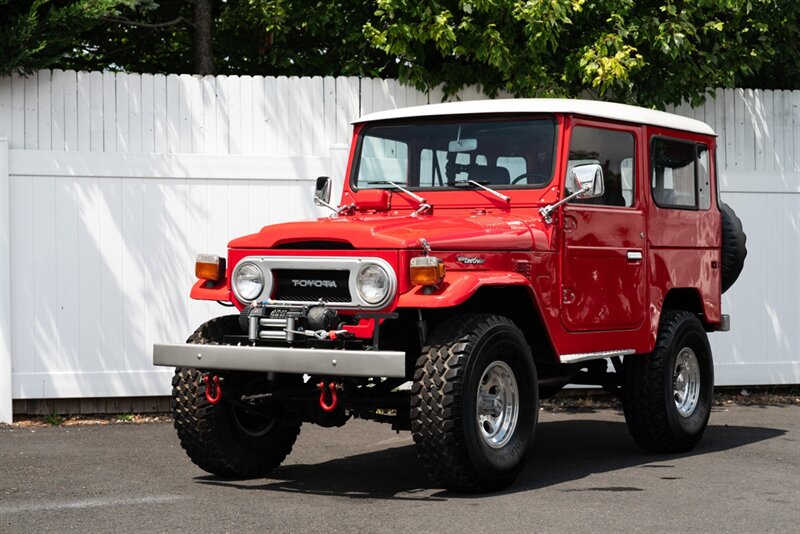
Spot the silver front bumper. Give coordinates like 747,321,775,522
152,343,406,378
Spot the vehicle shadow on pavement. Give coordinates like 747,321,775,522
195,418,786,500
196,442,441,501
508,418,786,496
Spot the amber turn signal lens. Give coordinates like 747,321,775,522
410,256,445,286
195,254,225,281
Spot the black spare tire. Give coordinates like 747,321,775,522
720,201,746,293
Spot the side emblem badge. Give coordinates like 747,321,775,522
457,256,486,265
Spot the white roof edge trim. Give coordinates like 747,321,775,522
353,98,716,136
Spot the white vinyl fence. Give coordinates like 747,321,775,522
685,89,800,389
0,71,798,422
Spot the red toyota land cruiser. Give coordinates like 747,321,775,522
154,99,746,492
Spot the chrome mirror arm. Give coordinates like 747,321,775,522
315,198,355,218
539,185,590,224
315,197,340,213
335,203,356,216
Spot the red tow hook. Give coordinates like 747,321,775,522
317,381,338,412
203,374,223,405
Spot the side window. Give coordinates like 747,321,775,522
620,157,634,206
651,138,709,210
567,126,635,207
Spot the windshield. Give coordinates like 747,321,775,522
351,117,556,190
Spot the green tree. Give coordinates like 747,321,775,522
364,0,799,107
59,0,398,78
0,0,128,76
3,1,797,108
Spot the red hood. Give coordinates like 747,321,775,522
229,211,544,250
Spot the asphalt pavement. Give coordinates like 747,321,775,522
1,404,798,533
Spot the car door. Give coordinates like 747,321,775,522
560,120,647,332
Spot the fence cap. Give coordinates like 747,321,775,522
355,98,715,136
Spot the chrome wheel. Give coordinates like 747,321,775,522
476,360,520,449
673,347,701,417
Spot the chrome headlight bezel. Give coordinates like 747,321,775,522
356,263,391,307
231,261,266,303
229,256,396,309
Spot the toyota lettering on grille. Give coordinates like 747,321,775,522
291,279,339,288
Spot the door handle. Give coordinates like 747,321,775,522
627,251,643,262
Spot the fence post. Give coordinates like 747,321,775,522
0,138,11,423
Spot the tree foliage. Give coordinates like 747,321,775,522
364,0,799,107
58,0,400,78
0,0,127,76
1,1,797,108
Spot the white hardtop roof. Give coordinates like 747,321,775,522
354,98,715,136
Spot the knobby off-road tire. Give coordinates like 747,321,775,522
720,201,747,294
171,315,301,477
411,314,538,492
623,310,714,453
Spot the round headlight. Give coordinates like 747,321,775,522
233,262,264,302
357,264,390,305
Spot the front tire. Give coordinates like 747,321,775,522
411,314,538,492
171,315,301,477
623,310,714,453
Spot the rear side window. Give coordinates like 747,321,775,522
651,138,711,210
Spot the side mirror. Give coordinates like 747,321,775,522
569,164,604,199
314,176,332,206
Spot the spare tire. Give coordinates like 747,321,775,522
720,201,747,293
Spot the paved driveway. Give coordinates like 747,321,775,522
1,404,798,533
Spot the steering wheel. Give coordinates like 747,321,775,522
511,172,549,185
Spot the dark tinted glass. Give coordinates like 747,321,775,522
567,126,636,207
353,119,556,189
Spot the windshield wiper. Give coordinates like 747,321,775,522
452,180,510,203
365,181,432,215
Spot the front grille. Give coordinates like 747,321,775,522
272,269,351,303
234,256,394,309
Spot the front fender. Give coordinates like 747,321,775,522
190,279,232,303
397,271,532,308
